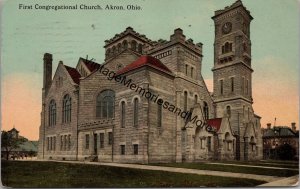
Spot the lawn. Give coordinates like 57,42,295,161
151,162,299,177
1,160,265,187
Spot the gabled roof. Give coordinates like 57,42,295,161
116,55,172,75
207,118,222,132
79,58,101,72
64,65,81,84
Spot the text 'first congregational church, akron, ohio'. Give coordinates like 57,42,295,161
38,0,263,163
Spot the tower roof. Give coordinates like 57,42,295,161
116,56,172,75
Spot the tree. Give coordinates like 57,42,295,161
1,131,26,160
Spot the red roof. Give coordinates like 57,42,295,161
64,65,81,84
81,58,101,72
207,118,222,132
116,56,172,75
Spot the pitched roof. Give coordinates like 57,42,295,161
80,58,101,72
207,118,222,132
263,126,297,138
64,65,81,84
116,55,172,75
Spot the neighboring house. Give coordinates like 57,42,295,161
262,123,299,160
38,0,263,163
1,128,38,159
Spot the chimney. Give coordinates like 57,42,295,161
43,53,53,94
267,123,271,130
291,122,296,132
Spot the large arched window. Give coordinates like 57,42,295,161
96,90,115,119
62,94,71,123
133,98,139,127
49,100,56,126
121,101,125,128
203,101,209,120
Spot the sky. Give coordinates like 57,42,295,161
1,0,299,140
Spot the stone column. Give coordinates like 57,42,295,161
175,90,183,162
218,133,224,160
244,137,249,161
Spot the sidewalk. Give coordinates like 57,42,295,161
206,162,298,171
46,160,282,182
259,175,299,187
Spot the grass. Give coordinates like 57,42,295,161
151,163,299,177
1,160,265,187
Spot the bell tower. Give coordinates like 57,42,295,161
212,0,253,123
212,0,256,160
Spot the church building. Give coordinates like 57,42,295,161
38,0,263,163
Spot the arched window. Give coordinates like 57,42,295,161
194,95,198,104
49,100,56,126
121,101,125,128
138,44,143,54
184,91,188,111
131,40,137,51
185,64,188,75
133,98,139,127
62,94,71,123
222,42,232,54
96,90,115,119
112,46,116,55
117,43,122,53
203,101,209,120
122,40,128,49
157,100,162,127
226,106,231,118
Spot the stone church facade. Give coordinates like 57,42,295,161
38,0,263,163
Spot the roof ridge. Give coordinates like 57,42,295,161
116,55,172,75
